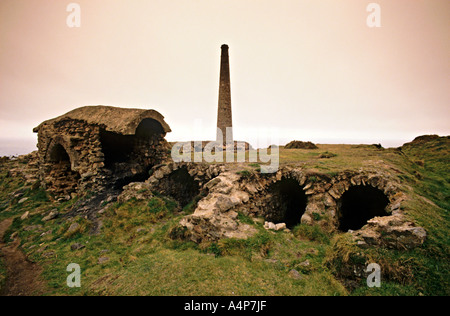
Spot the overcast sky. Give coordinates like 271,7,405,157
1,0,449,155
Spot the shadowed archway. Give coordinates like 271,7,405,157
46,142,80,196
267,178,307,229
338,185,390,231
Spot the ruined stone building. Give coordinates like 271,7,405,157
33,105,171,198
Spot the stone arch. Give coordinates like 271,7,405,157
135,118,165,138
295,172,401,231
44,137,80,197
325,173,397,232
337,185,390,231
48,143,70,163
266,177,307,229
45,136,78,169
99,118,167,183
146,162,224,209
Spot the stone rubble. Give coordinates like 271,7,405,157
351,213,427,249
178,172,257,243
263,221,287,231
160,164,427,250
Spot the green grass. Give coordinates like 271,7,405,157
3,196,347,296
235,169,253,178
292,224,331,244
0,158,51,222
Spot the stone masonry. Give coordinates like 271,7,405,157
33,105,171,199
137,162,427,249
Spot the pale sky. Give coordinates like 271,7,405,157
1,0,449,155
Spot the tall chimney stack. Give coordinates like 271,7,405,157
216,44,233,145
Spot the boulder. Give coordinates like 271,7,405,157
352,213,427,250
275,223,287,231
264,221,287,231
118,182,153,203
177,172,256,243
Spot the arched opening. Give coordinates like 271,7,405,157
47,143,79,195
155,167,200,208
49,143,71,163
100,121,166,189
267,178,307,229
338,185,390,232
100,130,134,168
135,118,164,138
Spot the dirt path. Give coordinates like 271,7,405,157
0,218,46,296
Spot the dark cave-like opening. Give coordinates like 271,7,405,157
100,130,135,168
338,185,390,232
47,143,80,193
160,167,200,208
135,118,164,138
113,166,153,190
268,178,307,229
49,143,70,163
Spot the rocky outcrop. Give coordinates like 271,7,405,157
173,166,425,249
118,182,154,203
351,213,427,250
178,172,257,242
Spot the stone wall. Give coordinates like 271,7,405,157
214,167,400,227
148,164,427,249
36,119,102,198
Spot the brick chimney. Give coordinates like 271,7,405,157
216,44,233,145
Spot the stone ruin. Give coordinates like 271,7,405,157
29,42,427,251
117,161,427,250
30,103,427,251
33,105,171,199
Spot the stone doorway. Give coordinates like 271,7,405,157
46,143,80,197
266,178,307,229
337,185,390,232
